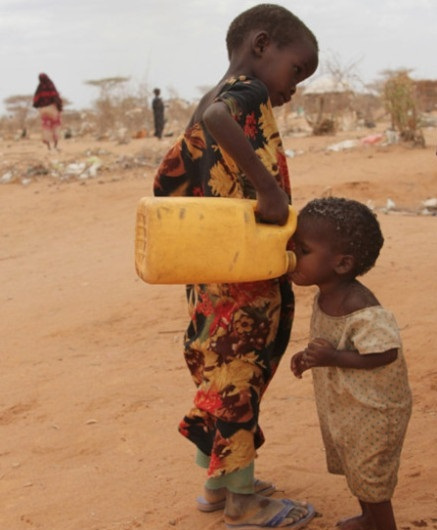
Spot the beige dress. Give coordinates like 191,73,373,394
310,295,412,503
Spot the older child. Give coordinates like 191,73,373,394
291,197,412,530
153,4,318,528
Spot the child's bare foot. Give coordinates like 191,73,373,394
197,479,275,512
224,493,315,528
337,513,375,530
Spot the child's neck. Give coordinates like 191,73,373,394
318,279,377,317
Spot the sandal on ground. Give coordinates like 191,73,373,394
225,498,316,529
196,479,276,513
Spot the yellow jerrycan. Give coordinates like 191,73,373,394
135,196,297,284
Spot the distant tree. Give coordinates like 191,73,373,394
85,76,131,98
4,94,34,134
84,76,131,135
324,52,364,90
381,69,424,145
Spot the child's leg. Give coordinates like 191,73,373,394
221,463,313,528
196,449,275,512
337,500,374,529
337,499,397,530
200,454,255,507
366,500,397,530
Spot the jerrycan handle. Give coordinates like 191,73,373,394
252,202,297,274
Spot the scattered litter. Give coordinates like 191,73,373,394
361,133,383,145
63,157,102,179
326,130,402,152
376,197,437,217
65,162,86,176
26,164,49,177
422,197,437,215
385,198,396,211
82,156,102,178
1,171,13,183
327,139,359,152
285,148,304,158
385,129,399,144
422,198,437,209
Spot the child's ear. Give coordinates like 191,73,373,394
335,254,355,275
253,31,270,55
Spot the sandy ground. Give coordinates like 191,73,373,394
1,124,437,530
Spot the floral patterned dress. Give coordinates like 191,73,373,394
153,76,294,478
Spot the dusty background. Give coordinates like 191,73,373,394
1,124,436,530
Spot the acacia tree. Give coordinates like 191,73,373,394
84,76,131,134
4,94,34,135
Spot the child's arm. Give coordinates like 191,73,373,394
203,101,290,225
291,338,398,377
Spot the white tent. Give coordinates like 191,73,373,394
302,74,353,95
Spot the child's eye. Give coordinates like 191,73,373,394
299,244,310,255
293,65,302,75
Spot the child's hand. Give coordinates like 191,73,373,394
256,186,290,225
291,351,307,378
291,339,337,377
303,338,337,368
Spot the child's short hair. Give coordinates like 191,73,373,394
226,3,318,58
299,197,384,276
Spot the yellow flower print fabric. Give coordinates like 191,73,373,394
153,76,294,477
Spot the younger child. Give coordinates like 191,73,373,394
153,4,319,528
290,197,412,530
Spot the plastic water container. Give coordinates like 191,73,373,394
135,196,297,284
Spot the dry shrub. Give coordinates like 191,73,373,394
383,71,425,146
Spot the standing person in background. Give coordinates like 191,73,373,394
153,4,319,528
152,88,165,139
32,73,63,150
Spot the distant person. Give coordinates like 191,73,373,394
152,88,164,139
291,197,412,530
32,73,63,150
153,4,318,529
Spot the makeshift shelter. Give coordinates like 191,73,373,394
302,74,356,134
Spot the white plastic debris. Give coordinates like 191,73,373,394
84,156,102,178
366,200,376,211
1,171,13,183
385,129,399,144
422,198,437,208
65,162,86,176
327,139,359,152
386,198,396,211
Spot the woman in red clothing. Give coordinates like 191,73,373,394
33,73,63,150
